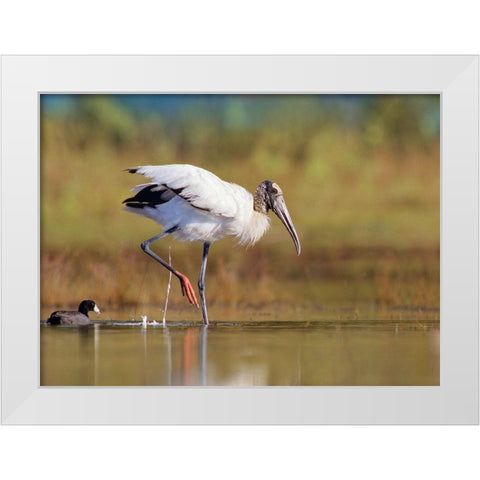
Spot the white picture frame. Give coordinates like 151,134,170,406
1,55,478,424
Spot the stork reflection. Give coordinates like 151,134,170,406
162,325,208,386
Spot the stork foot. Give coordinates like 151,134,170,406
176,272,199,308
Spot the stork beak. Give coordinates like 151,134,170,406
272,196,301,255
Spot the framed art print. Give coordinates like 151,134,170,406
1,55,478,424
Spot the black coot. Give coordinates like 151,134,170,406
47,300,101,326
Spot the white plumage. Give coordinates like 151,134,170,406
123,164,300,325
125,164,271,247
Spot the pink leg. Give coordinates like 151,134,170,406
176,271,199,308
140,231,199,309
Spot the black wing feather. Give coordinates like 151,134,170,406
123,184,185,208
123,183,212,212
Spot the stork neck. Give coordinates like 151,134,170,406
253,185,269,215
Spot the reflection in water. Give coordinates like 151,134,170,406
144,324,208,385
94,323,100,385
176,326,206,385
165,326,172,386
200,326,207,385
40,322,439,386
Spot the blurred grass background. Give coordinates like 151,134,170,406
40,94,439,320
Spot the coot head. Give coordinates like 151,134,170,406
78,300,101,316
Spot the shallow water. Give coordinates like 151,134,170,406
40,317,439,386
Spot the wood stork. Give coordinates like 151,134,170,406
123,164,301,325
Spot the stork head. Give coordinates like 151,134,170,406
254,180,301,255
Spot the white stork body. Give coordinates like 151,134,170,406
123,164,300,325
125,164,271,246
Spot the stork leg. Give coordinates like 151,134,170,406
198,242,211,326
140,229,199,308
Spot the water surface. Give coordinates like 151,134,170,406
40,317,439,386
